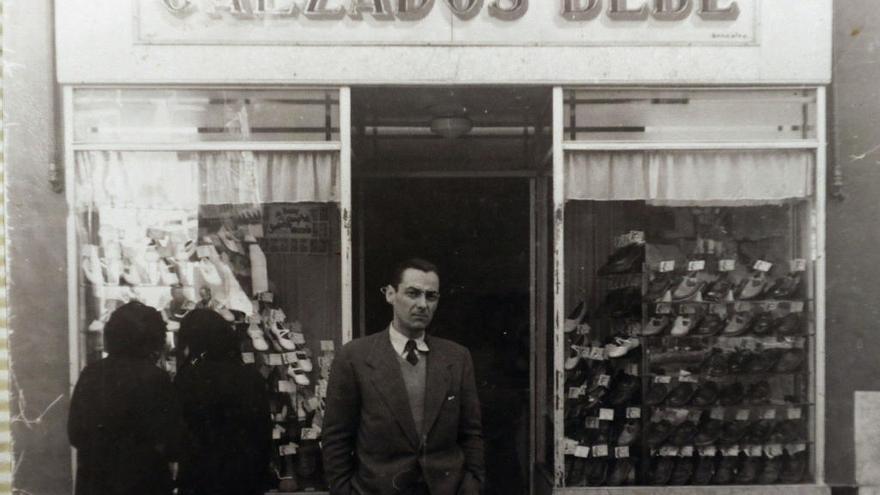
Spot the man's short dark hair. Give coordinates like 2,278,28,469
390,258,439,289
104,301,166,359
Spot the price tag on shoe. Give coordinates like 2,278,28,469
787,407,803,420
574,445,590,458
615,446,630,458
241,352,255,364
790,301,805,313
584,418,600,429
626,407,642,419
787,443,808,454
598,374,612,387
625,363,640,376
306,397,321,412
746,445,763,457
723,445,740,456
699,445,717,457
687,260,706,272
765,444,784,458
710,407,726,421
736,409,751,421
272,425,285,440
753,260,774,272
302,427,320,440
680,446,694,457
599,408,615,421
659,446,679,457
719,259,737,272
679,374,699,383
762,409,777,420
592,444,609,457
320,339,335,351
283,351,297,363
278,380,296,393
568,386,586,399
659,260,676,273
655,303,673,315
790,259,807,272
268,354,285,366
563,438,579,454
654,375,673,384
279,443,299,456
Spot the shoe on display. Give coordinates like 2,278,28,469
672,272,704,301
744,420,775,444
605,459,634,486
597,243,645,276
605,336,640,358
582,385,608,411
766,272,802,299
718,382,746,406
607,374,640,406
735,455,760,484
719,420,751,444
247,317,270,352
774,348,806,373
564,301,588,333
649,457,675,486
771,420,805,444
644,383,670,406
774,313,805,336
758,455,783,484
703,276,734,302
722,312,754,337
694,313,725,336
643,315,672,336
737,271,768,300
701,350,729,377
646,420,674,447
746,350,782,374
780,451,808,483
670,421,698,446
712,455,738,484
727,351,751,374
694,419,724,446
295,349,313,373
584,458,609,486
670,457,695,486
567,457,587,487
666,383,697,407
287,363,310,386
691,381,720,406
616,420,642,446
645,273,676,302
692,455,717,485
564,348,582,370
269,321,298,351
670,314,702,337
749,312,775,336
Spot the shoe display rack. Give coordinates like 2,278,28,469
561,206,814,488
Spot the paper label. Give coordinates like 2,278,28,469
787,443,808,454
563,438,579,455
790,259,807,272
320,339,335,351
284,351,299,363
723,445,740,456
568,386,586,399
719,259,736,272
288,333,304,345
268,354,285,366
763,409,777,420
688,260,706,272
659,446,679,457
306,397,320,411
272,427,284,440
710,407,726,420
279,443,298,456
761,301,779,311
754,260,774,272
765,444,784,458
679,374,699,383
626,407,642,419
687,410,703,422
584,418,600,429
574,446,590,458
592,444,609,457
248,224,265,238
278,380,296,393
656,303,673,315
599,408,615,421
736,409,751,421
680,446,694,457
787,408,803,420
654,375,672,384
615,446,630,458
598,375,611,387
259,291,274,302
790,301,805,313
301,427,320,440
316,379,328,398
699,446,718,456
659,260,676,273
241,352,255,364
746,445,764,457
625,363,640,376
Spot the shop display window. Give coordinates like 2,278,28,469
71,88,345,493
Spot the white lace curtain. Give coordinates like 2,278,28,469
565,150,814,206
75,150,339,209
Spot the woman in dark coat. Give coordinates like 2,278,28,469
174,309,272,495
68,301,183,495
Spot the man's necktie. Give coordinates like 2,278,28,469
404,339,419,366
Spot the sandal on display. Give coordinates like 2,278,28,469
246,317,270,352
287,362,310,386
270,322,298,351
691,381,720,406
694,313,725,336
672,272,704,301
605,336,640,358
294,348,313,373
564,301,588,333
722,312,754,337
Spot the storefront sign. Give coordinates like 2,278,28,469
264,204,332,254
136,0,758,46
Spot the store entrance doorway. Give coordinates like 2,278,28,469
356,177,532,495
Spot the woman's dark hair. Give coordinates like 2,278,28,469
177,309,241,368
103,301,166,359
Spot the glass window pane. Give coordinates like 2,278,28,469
74,88,339,143
563,89,816,142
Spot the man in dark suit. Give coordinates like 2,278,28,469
322,258,485,495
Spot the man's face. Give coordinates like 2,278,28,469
385,268,440,334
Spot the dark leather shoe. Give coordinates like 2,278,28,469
750,312,775,336
701,350,729,377
670,457,695,485
671,421,699,446
650,457,675,486
598,244,644,276
719,382,745,406
694,419,724,446
703,276,733,302
775,313,804,336
722,313,754,337
695,313,725,336
747,349,783,373
644,383,671,406
727,351,751,374
758,456,783,484
608,374,640,407
666,383,697,407
567,456,587,486
745,380,772,404
606,459,634,486
720,421,751,444
691,381,720,406
774,349,806,373
617,420,641,446
646,420,674,447
584,459,608,486
780,451,808,483
744,420,775,444
735,456,760,484
766,273,802,299
646,273,676,301
692,455,717,484
712,455,738,484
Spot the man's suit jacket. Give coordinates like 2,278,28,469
322,329,485,495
